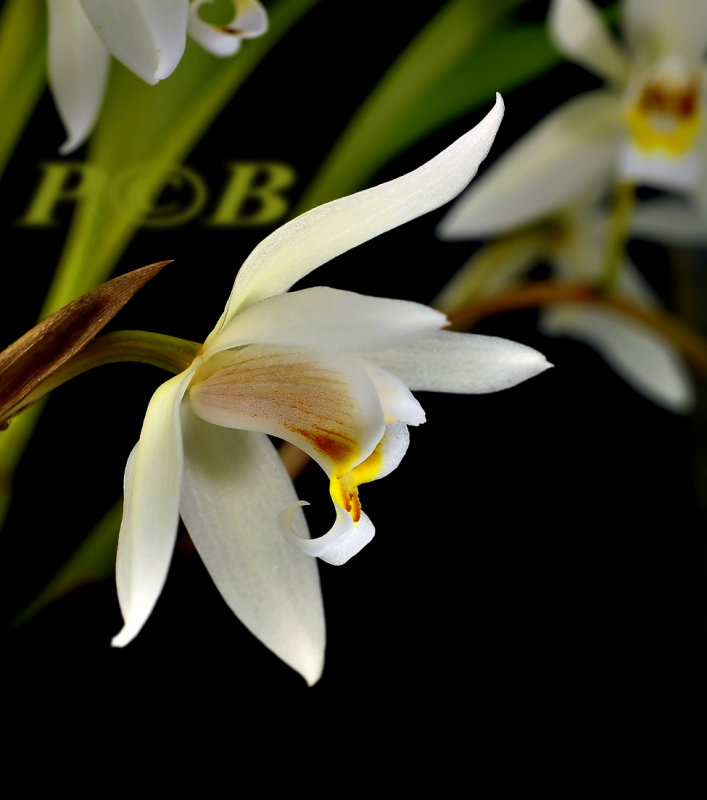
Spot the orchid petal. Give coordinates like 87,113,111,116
540,305,694,412
189,344,386,475
180,409,325,685
112,367,195,648
619,143,702,193
549,0,629,85
219,95,505,318
280,501,375,566
356,361,426,425
80,0,188,84
623,0,707,61
351,421,411,484
623,0,667,47
47,0,110,155
546,223,692,411
631,198,707,245
188,0,268,57
205,287,447,356
362,330,552,393
437,91,621,239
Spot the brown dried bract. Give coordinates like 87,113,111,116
0,260,171,422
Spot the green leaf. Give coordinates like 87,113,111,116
0,0,47,183
402,23,561,155
294,0,559,213
11,501,122,628
0,403,43,528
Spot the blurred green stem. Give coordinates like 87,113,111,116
10,330,200,418
0,0,46,183
449,279,707,375
10,499,124,628
598,182,635,293
0,405,42,525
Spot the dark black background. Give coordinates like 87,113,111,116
0,0,704,765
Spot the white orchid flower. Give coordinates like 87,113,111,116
437,0,707,240
46,0,267,154
435,192,693,413
111,97,551,684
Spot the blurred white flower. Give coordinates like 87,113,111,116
111,97,551,683
46,0,267,153
436,191,694,412
437,0,707,240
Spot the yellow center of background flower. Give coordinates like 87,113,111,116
627,77,701,156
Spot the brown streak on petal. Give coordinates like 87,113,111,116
332,474,362,523
193,345,367,469
285,424,355,466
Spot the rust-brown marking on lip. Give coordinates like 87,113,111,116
286,424,355,465
332,474,362,523
639,81,699,119
680,90,697,117
344,489,362,523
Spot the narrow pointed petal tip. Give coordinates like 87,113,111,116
222,94,504,317
301,650,325,687
483,341,554,391
363,331,552,394
458,92,505,170
470,92,503,144
47,0,110,155
437,92,620,240
549,0,628,85
80,0,188,85
111,624,138,649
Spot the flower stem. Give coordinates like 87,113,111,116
597,181,635,293
448,279,707,375
447,281,599,329
4,330,201,420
